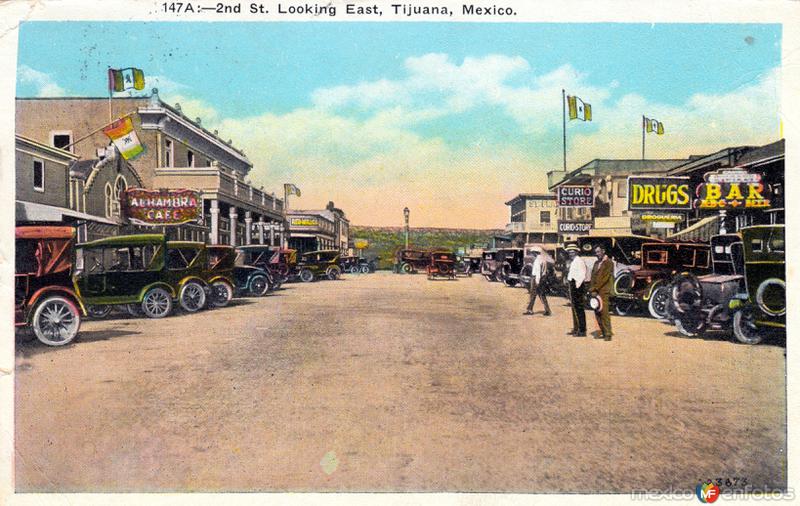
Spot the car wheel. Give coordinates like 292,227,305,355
249,275,269,297
503,278,519,287
299,269,314,283
733,306,763,345
648,286,671,320
401,263,413,274
675,316,706,337
141,287,172,318
209,280,234,308
126,303,144,317
32,296,81,346
613,299,636,316
86,305,113,319
179,281,206,312
360,265,370,274
326,265,342,280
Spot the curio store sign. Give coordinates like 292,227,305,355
123,188,202,225
557,186,594,207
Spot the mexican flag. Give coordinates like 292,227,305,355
108,67,145,92
645,117,665,135
568,95,592,121
103,116,144,160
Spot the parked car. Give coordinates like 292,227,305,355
496,248,525,287
480,249,501,281
728,225,785,344
576,234,657,277
612,241,711,319
394,248,430,274
667,234,744,337
339,255,361,274
427,251,457,280
296,250,342,282
205,245,255,303
75,234,209,319
462,256,482,276
518,243,566,294
236,245,296,287
15,226,85,346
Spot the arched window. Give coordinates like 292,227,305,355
104,183,114,218
114,175,128,201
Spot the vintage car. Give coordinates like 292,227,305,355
728,225,785,345
480,249,501,281
296,250,342,282
518,243,566,294
427,251,457,280
236,245,296,288
576,234,658,277
667,234,744,337
612,241,711,319
15,226,85,346
205,245,256,302
358,257,377,273
339,255,363,274
462,256,482,276
393,248,430,274
496,248,526,287
75,234,210,319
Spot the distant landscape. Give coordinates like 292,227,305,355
350,226,504,269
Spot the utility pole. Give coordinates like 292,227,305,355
403,207,410,250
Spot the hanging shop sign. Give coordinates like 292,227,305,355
558,220,592,235
123,188,202,225
695,169,771,210
640,213,684,223
290,217,319,227
557,186,594,207
627,176,692,211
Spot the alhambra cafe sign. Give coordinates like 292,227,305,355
124,188,203,225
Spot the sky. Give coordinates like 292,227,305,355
16,22,782,228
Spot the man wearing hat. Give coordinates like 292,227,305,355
565,244,587,336
589,244,613,340
524,246,551,316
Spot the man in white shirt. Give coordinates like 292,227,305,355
524,246,551,316
565,244,587,336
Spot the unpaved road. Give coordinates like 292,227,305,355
15,272,786,492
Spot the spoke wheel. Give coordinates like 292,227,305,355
299,269,314,283
87,305,113,319
360,265,370,274
141,287,172,318
648,286,671,320
326,266,342,280
179,281,206,312
209,280,233,308
733,306,763,345
613,299,636,316
249,275,269,297
675,316,706,337
32,296,80,346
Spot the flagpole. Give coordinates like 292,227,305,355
284,185,289,212
62,111,136,151
641,115,646,160
108,67,113,123
562,89,567,172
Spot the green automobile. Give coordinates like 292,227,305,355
75,234,214,318
296,250,342,282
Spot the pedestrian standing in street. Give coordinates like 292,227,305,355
524,246,551,316
589,244,613,340
565,244,587,336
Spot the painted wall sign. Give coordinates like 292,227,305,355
291,218,319,227
123,188,202,225
558,220,592,234
695,169,771,210
641,213,684,223
627,176,692,211
557,186,594,207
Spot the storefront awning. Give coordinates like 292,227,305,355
667,215,720,242
16,200,119,226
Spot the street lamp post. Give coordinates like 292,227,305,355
403,207,410,250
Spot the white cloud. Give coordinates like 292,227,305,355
17,65,66,97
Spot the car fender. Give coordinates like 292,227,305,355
137,282,177,301
27,286,86,319
642,279,666,301
177,276,208,291
207,275,234,286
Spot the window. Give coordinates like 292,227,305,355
646,250,668,265
540,211,551,224
32,159,44,192
206,158,212,167
50,131,73,152
167,247,199,270
104,183,114,218
114,175,127,204
165,139,173,167
187,150,195,167
617,180,627,198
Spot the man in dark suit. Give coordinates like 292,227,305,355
589,244,613,341
565,244,587,336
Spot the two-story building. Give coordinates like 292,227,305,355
286,202,351,254
16,90,286,245
504,193,558,247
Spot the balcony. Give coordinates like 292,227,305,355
152,163,284,218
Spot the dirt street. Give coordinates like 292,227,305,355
14,272,786,492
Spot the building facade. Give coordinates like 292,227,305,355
504,193,558,247
16,90,286,246
286,202,350,254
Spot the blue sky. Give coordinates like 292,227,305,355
16,22,782,227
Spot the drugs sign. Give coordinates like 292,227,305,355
695,169,771,210
557,186,594,207
123,188,202,225
628,176,692,211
